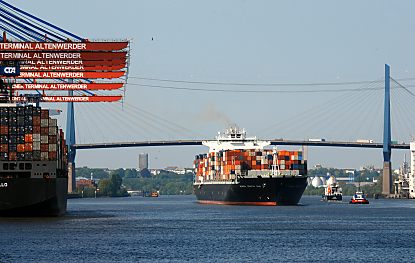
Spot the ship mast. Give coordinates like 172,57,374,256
272,147,280,176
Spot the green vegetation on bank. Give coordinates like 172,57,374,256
75,167,194,196
123,172,193,195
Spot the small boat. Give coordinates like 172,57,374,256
143,191,159,197
349,191,369,204
322,176,342,201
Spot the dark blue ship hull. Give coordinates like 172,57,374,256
194,176,307,205
0,177,67,216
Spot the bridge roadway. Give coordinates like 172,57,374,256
72,140,409,150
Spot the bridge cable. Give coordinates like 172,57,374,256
91,102,159,141
127,82,385,93
129,76,415,87
391,81,415,141
311,84,379,140
257,80,382,138
121,101,202,137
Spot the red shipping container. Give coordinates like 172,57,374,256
49,151,57,160
40,144,48,152
33,126,41,133
0,125,8,135
40,109,49,118
41,127,49,135
49,135,57,144
33,116,41,126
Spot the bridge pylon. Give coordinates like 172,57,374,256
382,64,392,196
66,90,76,193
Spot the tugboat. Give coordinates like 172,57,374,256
349,191,369,204
322,175,342,201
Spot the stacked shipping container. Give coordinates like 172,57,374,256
0,105,67,164
194,149,307,182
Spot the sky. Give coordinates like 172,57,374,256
7,0,415,170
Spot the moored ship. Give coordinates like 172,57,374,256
0,102,68,216
193,127,308,205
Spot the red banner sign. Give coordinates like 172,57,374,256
0,42,128,51
16,71,125,79
12,95,122,103
20,59,126,67
0,51,127,61
12,83,124,90
20,64,125,71
41,96,122,102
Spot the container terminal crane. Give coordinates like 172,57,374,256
0,0,130,215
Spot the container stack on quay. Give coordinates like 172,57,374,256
0,105,67,165
194,149,307,182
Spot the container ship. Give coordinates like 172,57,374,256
193,127,308,205
0,101,68,216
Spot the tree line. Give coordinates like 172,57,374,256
75,167,194,197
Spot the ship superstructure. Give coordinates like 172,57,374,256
322,176,342,201
393,154,410,198
409,142,415,198
193,127,307,205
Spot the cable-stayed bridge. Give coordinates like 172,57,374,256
2,1,415,197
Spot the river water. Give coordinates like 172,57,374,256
0,195,415,262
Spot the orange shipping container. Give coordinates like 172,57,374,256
25,143,33,152
9,152,17,160
0,144,8,152
0,125,8,135
25,134,33,143
17,144,25,153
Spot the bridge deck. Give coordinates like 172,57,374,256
72,140,409,150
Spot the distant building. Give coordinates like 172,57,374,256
150,169,161,176
76,177,97,190
164,166,182,174
164,166,194,174
336,177,352,182
149,167,194,175
345,169,355,182
184,168,194,174
138,153,149,171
